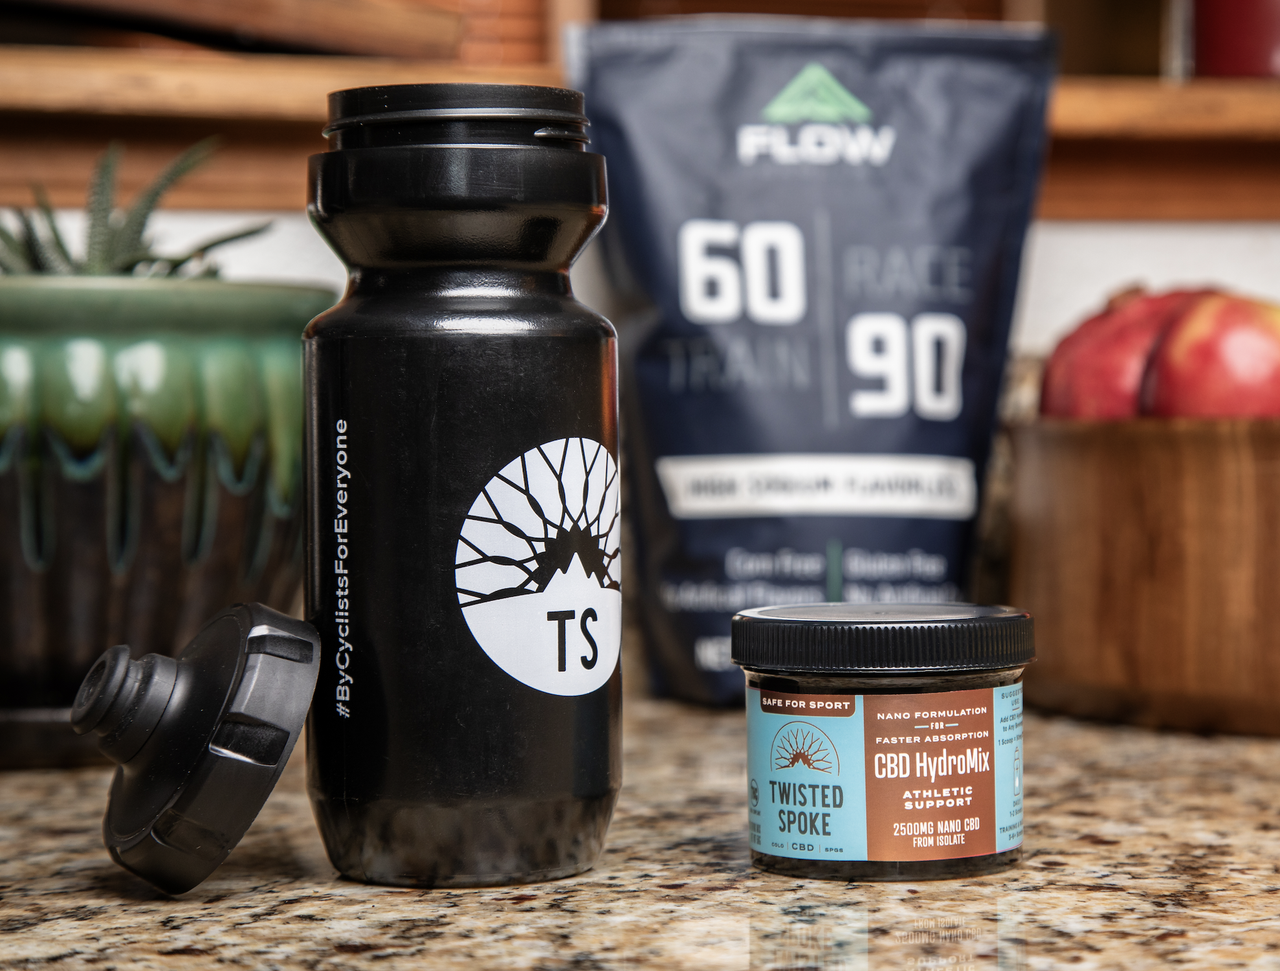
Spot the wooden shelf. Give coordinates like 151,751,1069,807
1050,77,1280,141
0,46,557,122
8,50,1280,135
0,46,559,211
5,49,1280,218
28,0,464,61
1043,78,1280,219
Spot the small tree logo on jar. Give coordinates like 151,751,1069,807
772,721,839,774
456,438,621,696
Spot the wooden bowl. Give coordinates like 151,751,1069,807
1010,419,1280,735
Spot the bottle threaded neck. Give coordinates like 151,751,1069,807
323,83,589,151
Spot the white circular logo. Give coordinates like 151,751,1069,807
455,438,621,696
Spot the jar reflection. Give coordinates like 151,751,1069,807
750,898,1026,970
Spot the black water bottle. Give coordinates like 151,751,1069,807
303,84,621,887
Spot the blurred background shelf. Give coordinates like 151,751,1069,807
0,46,559,120
0,46,559,210
5,45,1280,218
1044,78,1280,220
1050,77,1280,139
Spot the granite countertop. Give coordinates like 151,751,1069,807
3,697,1280,969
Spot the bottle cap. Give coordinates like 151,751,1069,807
70,603,320,895
310,82,604,265
324,82,588,137
731,603,1035,675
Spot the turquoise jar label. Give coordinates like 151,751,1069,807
747,683,1023,862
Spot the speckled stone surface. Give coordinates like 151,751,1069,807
3,700,1280,969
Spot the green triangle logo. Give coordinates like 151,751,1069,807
761,63,872,125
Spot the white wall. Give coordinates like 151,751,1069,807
37,210,348,294
42,212,1280,359
1013,222,1280,355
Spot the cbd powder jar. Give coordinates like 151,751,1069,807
733,604,1034,881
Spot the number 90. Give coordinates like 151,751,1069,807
847,312,965,421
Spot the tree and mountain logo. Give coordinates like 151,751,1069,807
772,721,840,774
456,437,621,697
737,63,896,168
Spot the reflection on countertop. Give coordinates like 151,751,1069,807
2,698,1279,968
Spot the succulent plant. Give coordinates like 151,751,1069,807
0,138,269,278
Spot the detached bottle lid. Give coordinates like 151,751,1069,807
731,603,1034,675
70,603,320,895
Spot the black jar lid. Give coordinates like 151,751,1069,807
731,603,1034,675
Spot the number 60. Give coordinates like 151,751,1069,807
678,219,806,326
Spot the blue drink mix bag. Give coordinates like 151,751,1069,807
569,19,1052,704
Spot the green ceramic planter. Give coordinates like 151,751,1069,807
0,277,335,766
